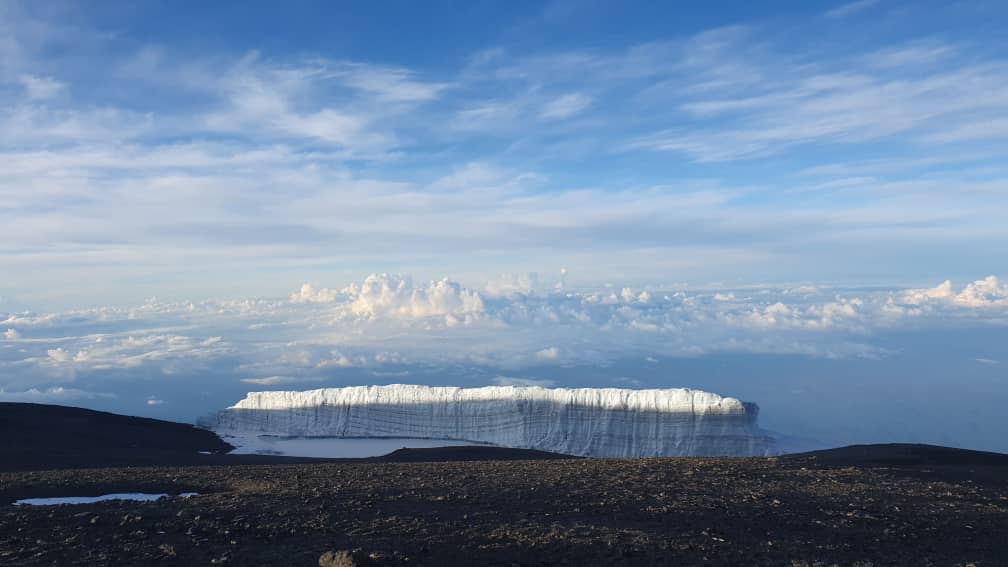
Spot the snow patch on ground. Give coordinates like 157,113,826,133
15,493,198,506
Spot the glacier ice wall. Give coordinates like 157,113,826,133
202,384,777,457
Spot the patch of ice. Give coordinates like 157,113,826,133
14,493,198,506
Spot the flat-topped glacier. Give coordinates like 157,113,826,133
201,384,777,457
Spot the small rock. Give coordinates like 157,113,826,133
319,550,358,567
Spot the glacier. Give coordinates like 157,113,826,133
201,384,777,457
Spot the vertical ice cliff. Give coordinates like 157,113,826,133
202,385,776,457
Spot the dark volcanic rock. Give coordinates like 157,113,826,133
1,448,1005,566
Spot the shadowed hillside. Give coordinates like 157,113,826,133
0,403,574,471
787,443,1008,466
0,403,234,470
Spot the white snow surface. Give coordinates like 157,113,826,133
204,385,776,457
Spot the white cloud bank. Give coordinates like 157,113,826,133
896,276,1008,314
0,387,115,403
3,273,1006,454
492,376,557,388
2,273,1006,392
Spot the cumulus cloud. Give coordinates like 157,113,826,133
340,274,485,320
900,277,1008,308
954,276,1008,308
1,313,59,328
617,288,651,303
901,280,954,304
3,328,18,340
316,352,357,369
146,398,164,405
484,273,541,297
291,283,339,303
4,329,234,389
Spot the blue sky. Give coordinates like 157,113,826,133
2,0,1006,305
1,1,1007,451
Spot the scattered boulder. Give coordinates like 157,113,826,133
319,550,357,567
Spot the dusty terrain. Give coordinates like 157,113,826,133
1,445,1006,566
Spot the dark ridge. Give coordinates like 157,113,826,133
0,402,233,471
785,443,1008,486
0,403,575,471
785,443,1008,466
0,402,234,452
366,445,577,463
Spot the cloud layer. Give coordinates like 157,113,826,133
3,272,1006,451
4,273,1006,387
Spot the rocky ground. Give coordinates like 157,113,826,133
1,446,1006,566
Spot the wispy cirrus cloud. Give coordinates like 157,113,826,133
631,42,1008,162
18,74,66,100
0,2,1005,311
825,0,880,19
540,93,592,119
